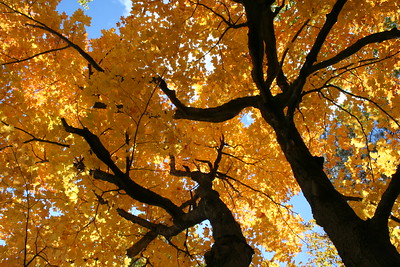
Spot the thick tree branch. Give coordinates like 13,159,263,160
61,119,184,219
126,231,158,258
91,169,184,220
288,0,347,112
61,119,121,175
91,169,119,184
311,28,400,73
118,207,206,237
262,4,290,92
212,136,225,176
155,77,261,122
173,96,260,122
179,193,200,210
241,0,275,102
169,155,191,177
373,165,400,225
343,195,363,202
300,0,347,73
117,208,169,232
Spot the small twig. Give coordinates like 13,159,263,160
0,1,104,72
320,91,375,181
1,45,70,65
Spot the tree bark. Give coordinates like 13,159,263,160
262,109,400,266
170,155,254,266
201,191,254,267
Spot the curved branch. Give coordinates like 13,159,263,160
303,52,400,99
155,77,260,122
190,0,246,29
61,119,184,219
212,136,225,175
216,171,293,212
173,96,260,122
27,24,104,72
320,90,376,179
1,45,70,65
311,28,400,73
280,19,310,70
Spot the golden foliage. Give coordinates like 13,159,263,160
0,0,399,266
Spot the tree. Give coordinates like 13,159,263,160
0,0,399,266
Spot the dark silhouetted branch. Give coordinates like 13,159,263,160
289,0,347,113
155,77,260,122
1,45,70,65
117,208,169,232
241,1,276,102
27,23,104,72
391,215,400,224
127,231,158,258
61,119,184,219
311,28,400,72
300,0,347,73
121,206,207,258
1,121,70,148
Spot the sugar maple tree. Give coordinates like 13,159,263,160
1,0,400,266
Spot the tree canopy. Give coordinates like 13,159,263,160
0,0,399,266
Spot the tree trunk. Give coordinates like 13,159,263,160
169,157,254,266
200,189,254,267
264,110,400,266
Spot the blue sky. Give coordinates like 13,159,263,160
55,0,316,264
57,0,131,38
